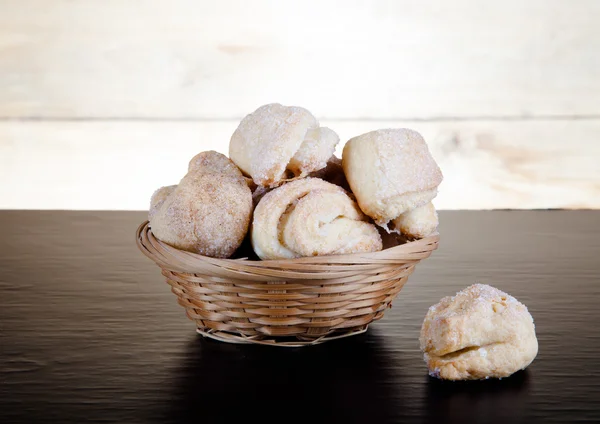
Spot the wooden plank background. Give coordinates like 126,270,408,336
0,0,598,210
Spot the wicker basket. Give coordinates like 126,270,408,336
136,220,439,347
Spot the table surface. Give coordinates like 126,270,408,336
1,210,599,423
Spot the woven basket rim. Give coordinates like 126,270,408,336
136,220,439,269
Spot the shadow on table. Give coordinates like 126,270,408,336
425,370,531,423
164,329,405,424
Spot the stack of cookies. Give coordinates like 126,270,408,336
148,103,443,260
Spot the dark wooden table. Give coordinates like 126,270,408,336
1,210,599,423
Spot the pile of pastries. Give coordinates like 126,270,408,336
148,103,443,260
147,103,539,381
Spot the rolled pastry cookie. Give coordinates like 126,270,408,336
391,202,439,238
342,129,443,228
420,284,538,381
190,150,268,204
149,150,249,222
150,151,253,258
251,177,382,260
229,103,340,187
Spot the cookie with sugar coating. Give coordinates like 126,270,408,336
229,103,339,187
420,284,538,381
149,151,252,258
251,178,382,260
391,202,439,239
342,129,442,229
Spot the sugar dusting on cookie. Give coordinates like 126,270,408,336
229,103,339,187
419,283,538,381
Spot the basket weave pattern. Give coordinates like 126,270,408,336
136,221,439,346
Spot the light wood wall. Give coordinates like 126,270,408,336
1,0,598,210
